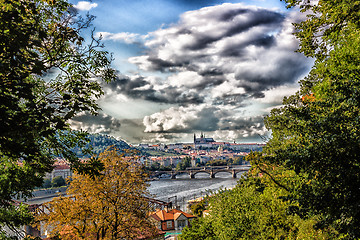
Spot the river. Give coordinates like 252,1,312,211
148,172,243,211
25,172,243,210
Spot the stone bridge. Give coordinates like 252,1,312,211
152,165,250,179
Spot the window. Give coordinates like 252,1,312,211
166,221,173,228
178,219,186,228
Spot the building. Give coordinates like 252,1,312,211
150,209,196,231
44,160,72,181
194,133,215,149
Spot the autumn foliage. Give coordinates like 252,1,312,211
36,149,157,240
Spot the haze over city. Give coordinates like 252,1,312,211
69,0,313,144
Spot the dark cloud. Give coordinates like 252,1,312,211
222,9,284,35
219,116,264,131
184,8,283,51
235,56,310,97
146,57,189,72
128,3,311,107
185,107,220,132
143,105,220,133
220,35,276,57
213,94,249,106
104,75,157,101
218,8,249,21
103,75,205,105
80,4,312,144
142,104,268,143
71,112,121,134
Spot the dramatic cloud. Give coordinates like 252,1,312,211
128,3,311,105
69,112,121,134
142,104,267,141
73,1,98,11
75,3,312,143
101,74,205,105
143,105,220,133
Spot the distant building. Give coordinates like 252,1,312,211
167,143,183,150
138,144,150,149
45,160,72,181
194,133,215,144
194,133,215,149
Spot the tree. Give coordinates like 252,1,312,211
181,168,341,240
0,0,115,236
42,179,52,189
281,0,360,61
176,156,191,170
231,156,243,165
190,199,206,217
150,162,160,171
182,1,360,236
205,159,228,166
259,0,360,237
51,176,66,188
36,149,157,240
180,217,216,240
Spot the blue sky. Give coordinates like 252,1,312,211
69,0,313,144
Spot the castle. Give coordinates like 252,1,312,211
193,133,215,145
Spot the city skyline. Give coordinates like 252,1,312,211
68,0,313,144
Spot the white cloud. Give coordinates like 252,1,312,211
97,32,141,44
69,112,121,134
168,71,204,88
128,3,311,103
256,84,300,104
73,1,98,11
143,105,202,133
79,3,313,143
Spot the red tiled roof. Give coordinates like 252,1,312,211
53,165,70,170
150,209,196,221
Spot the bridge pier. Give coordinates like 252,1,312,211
190,171,195,179
210,169,215,178
232,169,236,178
171,171,176,179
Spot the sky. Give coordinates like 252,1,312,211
68,0,313,144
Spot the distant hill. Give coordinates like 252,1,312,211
72,133,131,158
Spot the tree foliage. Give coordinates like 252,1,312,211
0,0,115,235
51,176,66,188
42,179,52,189
36,149,157,240
176,156,191,170
262,0,360,237
181,171,340,240
183,0,360,238
190,199,206,217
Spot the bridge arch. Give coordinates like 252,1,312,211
155,172,171,178
212,170,234,178
171,171,189,179
231,170,247,178
191,170,211,178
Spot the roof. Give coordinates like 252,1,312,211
150,209,196,222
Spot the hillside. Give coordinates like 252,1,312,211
72,133,131,158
